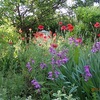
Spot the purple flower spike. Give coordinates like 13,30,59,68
56,60,62,67
61,57,69,64
31,59,35,64
91,42,100,53
40,63,47,69
48,71,54,80
68,37,75,44
54,70,60,78
49,47,56,55
84,65,92,81
31,79,41,89
26,62,32,72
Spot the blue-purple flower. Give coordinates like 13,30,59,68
48,71,54,80
31,59,35,64
68,37,82,46
61,57,69,64
84,65,92,81
49,47,56,55
91,42,100,53
54,70,60,78
48,70,60,80
31,79,41,89
26,62,32,72
68,37,75,44
40,63,47,69
56,60,62,67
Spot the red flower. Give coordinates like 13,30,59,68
43,35,47,39
59,22,63,25
61,25,67,31
94,22,100,28
39,33,44,38
97,33,100,37
76,38,82,43
67,24,74,32
38,25,44,30
51,43,58,48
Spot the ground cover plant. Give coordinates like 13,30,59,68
0,0,100,100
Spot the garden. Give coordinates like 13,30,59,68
0,0,100,100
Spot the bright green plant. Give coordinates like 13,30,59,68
52,90,79,100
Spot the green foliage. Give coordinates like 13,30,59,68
52,90,79,100
75,6,100,24
59,45,100,99
0,0,67,33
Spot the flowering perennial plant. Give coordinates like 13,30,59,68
48,46,69,80
60,24,74,32
59,21,63,26
84,65,92,81
68,37,82,46
26,59,35,72
67,24,74,32
48,70,60,80
40,63,47,69
26,62,32,72
31,79,41,90
38,25,44,30
49,47,57,55
91,41,100,53
94,22,100,28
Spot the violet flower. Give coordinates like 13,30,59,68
26,62,32,72
48,71,54,80
91,42,100,53
54,70,60,78
31,79,41,89
49,47,56,55
48,70,60,80
84,65,92,81
40,63,47,69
